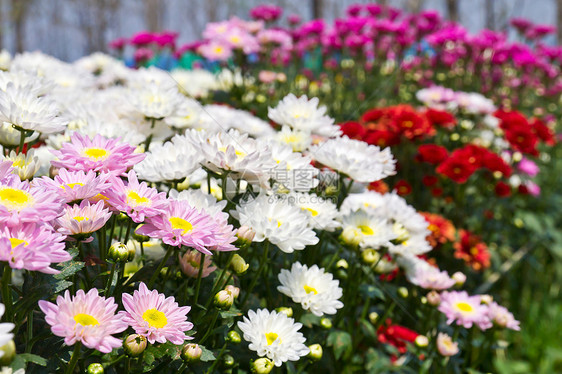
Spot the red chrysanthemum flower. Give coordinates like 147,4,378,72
425,108,457,128
394,180,412,196
494,181,511,197
453,230,491,270
417,144,448,164
377,319,419,355
436,156,477,183
421,212,456,247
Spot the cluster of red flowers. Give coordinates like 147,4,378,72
377,319,419,357
453,230,491,270
494,110,555,156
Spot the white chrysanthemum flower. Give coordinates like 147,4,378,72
134,134,203,182
0,303,15,357
339,191,387,215
268,94,341,137
127,66,178,91
1,149,40,180
0,50,11,71
288,192,340,231
268,141,318,192
278,262,343,316
453,92,496,114
233,194,319,253
0,122,39,147
171,69,219,98
237,309,310,367
230,110,275,138
339,210,396,249
309,136,396,183
127,85,184,120
187,129,276,187
0,83,67,134
274,126,312,152
164,98,203,129
0,70,54,96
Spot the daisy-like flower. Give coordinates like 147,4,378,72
238,309,310,367
268,94,341,137
0,303,14,356
268,141,318,192
438,291,491,330
487,302,520,331
36,168,111,204
278,262,343,316
119,282,193,344
288,192,340,231
1,150,40,180
136,199,225,255
274,126,312,152
55,200,111,241
436,333,459,356
0,178,62,225
170,68,219,99
38,289,127,353
309,136,396,183
339,210,396,249
127,85,184,120
164,98,203,129
198,41,233,61
0,160,15,183
105,170,167,223
0,222,70,273
0,83,67,134
233,194,319,253
51,133,145,176
408,265,455,290
178,250,216,278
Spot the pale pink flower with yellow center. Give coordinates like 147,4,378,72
438,291,491,330
119,282,193,344
487,302,520,331
51,133,145,176
178,250,216,278
105,170,167,223
36,168,111,204
198,41,233,61
436,332,459,356
38,289,127,353
55,200,111,242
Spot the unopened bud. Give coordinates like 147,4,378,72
336,259,349,269
123,334,147,357
223,354,235,368
319,318,332,329
420,296,428,304
108,242,129,263
307,344,323,361
133,225,150,242
227,330,241,344
398,287,409,298
415,335,429,348
181,343,202,363
214,289,234,310
231,254,249,275
87,363,104,374
452,272,466,286
427,291,441,306
369,312,379,324
251,357,274,374
361,248,379,265
225,285,240,298
236,225,256,248
0,340,16,366
480,294,493,304
276,307,293,318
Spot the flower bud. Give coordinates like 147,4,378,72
225,285,240,299
0,340,15,366
420,296,428,304
335,269,347,280
368,312,379,324
227,330,241,344
181,343,202,363
231,254,249,275
87,363,104,374
108,242,130,263
319,318,332,329
123,334,147,357
397,287,409,298
236,225,256,248
452,271,466,286
133,225,150,242
276,307,293,318
427,291,441,306
222,354,235,368
415,335,429,348
336,259,348,269
251,358,274,374
307,344,323,361
361,248,379,265
214,289,234,310
480,294,493,304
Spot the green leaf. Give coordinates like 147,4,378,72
327,330,352,360
199,345,216,362
53,280,74,293
300,313,321,328
16,353,47,366
54,260,85,280
359,284,385,301
359,320,377,340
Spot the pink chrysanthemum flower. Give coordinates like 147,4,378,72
438,291,491,330
119,282,193,344
135,200,223,255
51,133,145,176
0,178,62,225
37,168,112,204
0,160,17,183
55,200,111,242
38,289,127,353
178,250,216,278
105,170,167,223
410,266,455,290
0,222,71,273
487,302,520,331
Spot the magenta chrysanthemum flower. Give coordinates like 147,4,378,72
438,291,491,330
38,289,127,353
37,168,112,204
0,222,71,273
55,200,111,241
119,282,193,344
51,133,145,176
105,170,167,223
0,178,63,225
135,200,223,255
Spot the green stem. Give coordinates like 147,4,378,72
1,265,13,322
202,253,235,312
108,215,117,248
17,128,28,154
241,241,269,307
105,263,117,296
205,342,227,374
193,253,207,306
98,229,107,263
25,309,33,353
199,309,219,345
123,219,133,245
148,246,174,288
65,342,82,374
178,362,188,374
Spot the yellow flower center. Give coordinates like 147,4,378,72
74,313,99,326
9,238,28,248
91,193,109,202
455,302,474,313
84,147,109,160
265,332,280,345
214,46,224,54
0,187,33,210
358,225,374,235
303,284,318,295
142,308,168,328
73,216,89,222
61,182,84,189
169,217,193,235
218,146,246,159
301,207,318,217
127,191,150,206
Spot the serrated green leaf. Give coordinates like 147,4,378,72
16,353,47,366
54,280,73,293
54,260,85,280
199,345,216,362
